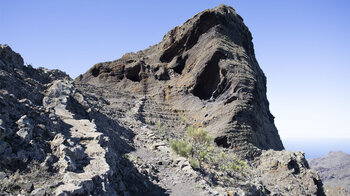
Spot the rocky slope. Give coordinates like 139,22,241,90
77,4,283,158
0,44,127,195
309,151,350,195
0,4,325,196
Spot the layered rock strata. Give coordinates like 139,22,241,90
0,4,326,195
77,4,283,158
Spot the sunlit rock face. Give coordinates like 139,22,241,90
0,4,325,196
77,4,284,158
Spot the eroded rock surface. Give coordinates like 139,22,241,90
77,4,284,158
1,4,325,196
0,44,165,195
256,150,324,195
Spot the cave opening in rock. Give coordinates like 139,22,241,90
185,11,217,51
160,12,218,63
125,63,141,82
173,55,188,74
288,159,300,174
91,67,100,77
214,136,230,148
192,51,225,100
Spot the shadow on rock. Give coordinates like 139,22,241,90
90,110,169,195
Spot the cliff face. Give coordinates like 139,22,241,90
77,4,283,157
0,4,325,196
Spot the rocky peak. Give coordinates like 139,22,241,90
159,4,254,63
0,4,326,195
77,4,283,156
0,44,24,69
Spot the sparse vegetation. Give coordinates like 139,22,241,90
195,183,204,189
170,126,247,173
170,139,192,158
189,158,200,169
179,115,187,124
156,120,167,135
0,161,54,194
124,153,137,162
186,126,212,168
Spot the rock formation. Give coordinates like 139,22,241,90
309,151,350,195
0,44,121,195
0,4,325,196
77,5,284,157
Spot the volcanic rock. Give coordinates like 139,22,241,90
0,4,326,196
77,4,283,158
0,44,127,195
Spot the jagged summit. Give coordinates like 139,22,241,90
0,4,325,196
77,4,283,155
0,44,24,69
158,4,254,63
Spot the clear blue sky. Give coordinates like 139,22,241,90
1,0,350,140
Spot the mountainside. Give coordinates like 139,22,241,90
309,151,350,195
77,5,283,157
0,44,126,195
1,5,325,196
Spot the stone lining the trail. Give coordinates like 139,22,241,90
43,80,112,195
0,4,326,195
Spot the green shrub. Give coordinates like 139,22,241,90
170,125,247,173
214,153,247,172
170,139,193,158
186,126,212,145
189,158,200,169
124,153,137,162
186,126,213,167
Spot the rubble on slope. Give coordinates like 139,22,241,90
1,4,326,196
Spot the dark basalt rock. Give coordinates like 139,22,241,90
77,4,284,156
0,4,325,196
0,44,24,69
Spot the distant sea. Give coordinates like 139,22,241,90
282,137,350,159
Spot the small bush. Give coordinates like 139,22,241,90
186,126,213,167
170,125,247,173
214,153,247,172
170,139,192,158
186,126,212,145
124,154,137,162
189,159,200,169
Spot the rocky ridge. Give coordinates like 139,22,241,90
1,4,325,196
308,151,350,195
77,5,284,157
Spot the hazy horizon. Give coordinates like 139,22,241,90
1,1,349,153
282,137,350,159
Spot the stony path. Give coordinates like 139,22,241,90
119,96,211,196
43,80,113,195
75,84,222,195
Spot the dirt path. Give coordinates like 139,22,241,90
75,84,221,195
44,80,113,195
119,97,211,196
